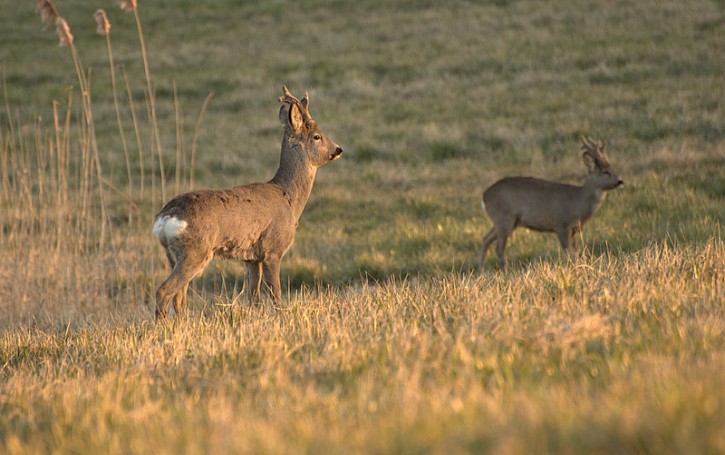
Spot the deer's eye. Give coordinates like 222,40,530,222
313,134,322,141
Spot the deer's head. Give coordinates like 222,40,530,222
581,137,624,190
279,86,342,167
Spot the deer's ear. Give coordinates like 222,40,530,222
582,152,595,172
279,105,289,126
288,103,305,133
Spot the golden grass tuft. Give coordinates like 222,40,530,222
54,18,73,47
35,0,58,28
95,9,111,36
118,0,137,13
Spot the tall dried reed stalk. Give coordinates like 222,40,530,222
171,84,213,194
12,0,214,316
2,90,87,310
54,16,113,253
116,66,147,202
95,9,134,226
189,93,213,191
119,0,166,204
51,99,69,253
173,81,183,196
50,8,125,301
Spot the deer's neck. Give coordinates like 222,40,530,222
270,139,317,221
580,180,608,218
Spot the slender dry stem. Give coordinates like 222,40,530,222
54,17,125,291
189,93,213,191
121,66,145,198
173,81,184,195
97,9,134,227
130,5,166,203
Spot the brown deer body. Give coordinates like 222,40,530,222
152,87,342,318
480,137,623,270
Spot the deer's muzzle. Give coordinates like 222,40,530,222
330,146,343,160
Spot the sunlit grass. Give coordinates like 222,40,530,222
0,240,722,453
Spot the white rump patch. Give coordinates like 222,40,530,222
152,215,188,242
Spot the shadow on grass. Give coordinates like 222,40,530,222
185,236,681,306
283,254,495,293
478,240,654,273
187,258,485,306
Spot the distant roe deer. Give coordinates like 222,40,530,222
480,137,623,270
152,87,343,318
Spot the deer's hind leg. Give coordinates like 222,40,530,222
172,284,189,316
494,218,517,269
480,228,497,272
163,251,189,316
156,250,212,319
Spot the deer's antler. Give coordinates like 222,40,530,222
278,86,298,105
580,136,609,165
279,86,313,124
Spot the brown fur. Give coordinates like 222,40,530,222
480,137,623,270
152,87,342,319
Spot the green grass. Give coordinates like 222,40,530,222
1,0,724,453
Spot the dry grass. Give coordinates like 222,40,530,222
0,241,722,453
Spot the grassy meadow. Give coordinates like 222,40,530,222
1,0,723,453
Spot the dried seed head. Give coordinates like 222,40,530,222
55,17,74,47
36,0,59,28
95,9,111,36
118,0,137,12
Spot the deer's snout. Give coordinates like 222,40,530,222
331,146,343,160
616,179,624,187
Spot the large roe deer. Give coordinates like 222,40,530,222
152,87,343,318
480,137,623,270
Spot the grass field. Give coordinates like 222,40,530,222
1,0,723,453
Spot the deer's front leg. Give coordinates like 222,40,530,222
246,262,263,305
556,225,580,264
570,223,584,253
262,256,282,303
555,225,574,252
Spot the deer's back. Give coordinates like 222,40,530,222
154,183,296,262
483,177,583,231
